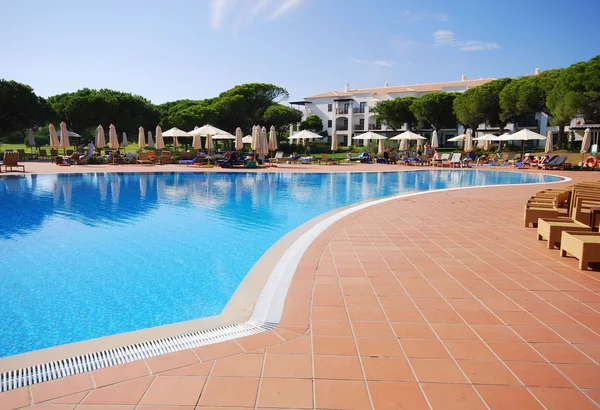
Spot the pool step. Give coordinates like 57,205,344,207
0,320,276,393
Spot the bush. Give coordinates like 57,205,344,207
84,156,108,165
127,156,137,164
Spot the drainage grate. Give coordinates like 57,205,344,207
0,321,276,393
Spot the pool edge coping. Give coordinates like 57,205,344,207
0,171,571,387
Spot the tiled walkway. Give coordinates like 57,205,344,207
3,173,600,409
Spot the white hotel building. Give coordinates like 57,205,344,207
290,73,562,147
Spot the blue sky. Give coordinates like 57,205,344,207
2,0,599,104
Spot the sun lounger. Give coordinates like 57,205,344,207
450,153,462,168
1,152,25,172
537,218,592,249
160,151,173,164
272,151,284,163
39,149,50,160
319,153,339,165
137,152,154,166
560,231,600,270
524,204,559,227
179,156,199,166
346,153,361,162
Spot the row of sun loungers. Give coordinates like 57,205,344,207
525,182,600,269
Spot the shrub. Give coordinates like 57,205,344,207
84,156,108,165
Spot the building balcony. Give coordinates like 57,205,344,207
368,124,382,130
352,108,366,114
336,125,349,131
335,108,349,115
354,124,364,131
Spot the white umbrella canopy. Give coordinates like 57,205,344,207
27,128,36,147
122,132,128,146
268,126,278,151
259,127,269,157
242,135,252,143
205,134,214,152
137,126,145,149
447,134,466,142
288,129,322,140
463,129,474,152
331,130,339,152
390,130,425,140
498,129,547,141
147,131,154,148
212,132,235,140
56,130,82,138
581,128,592,154
108,124,119,149
545,131,553,153
155,126,165,150
96,125,106,150
49,124,60,148
378,139,385,155
473,133,498,141
235,127,243,150
59,122,70,149
188,124,229,137
353,131,388,140
431,130,439,149
162,127,189,137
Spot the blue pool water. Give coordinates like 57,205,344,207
0,170,561,357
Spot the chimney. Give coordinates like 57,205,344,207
344,82,350,92
461,75,467,81
384,82,389,88
534,68,541,75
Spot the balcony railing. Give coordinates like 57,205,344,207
336,108,349,115
354,124,364,130
336,125,349,131
352,108,366,114
368,124,382,130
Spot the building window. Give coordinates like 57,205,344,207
327,120,332,128
327,104,332,112
359,119,364,129
359,102,366,113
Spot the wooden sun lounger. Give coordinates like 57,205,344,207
137,152,154,166
537,218,592,249
560,231,600,270
1,152,25,172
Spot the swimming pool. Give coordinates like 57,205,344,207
0,170,561,357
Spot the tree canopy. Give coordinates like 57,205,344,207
262,104,302,136
0,79,53,138
453,88,486,131
410,92,457,131
299,114,323,132
374,97,416,131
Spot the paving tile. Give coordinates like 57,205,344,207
76,406,134,410
210,353,264,377
314,355,364,380
506,362,573,388
198,377,259,407
457,360,519,385
311,319,353,336
529,387,599,410
92,360,150,387
471,325,521,342
161,362,214,376
430,323,479,340
555,364,600,389
257,378,313,409
46,392,87,404
26,405,76,410
314,380,371,410
31,373,93,403
401,339,449,359
193,340,244,361
475,385,544,409
422,383,487,410
391,322,436,339
313,336,358,355
352,321,396,338
368,381,429,410
421,309,464,324
510,326,563,343
356,337,404,357
361,357,415,381
532,343,594,364
444,341,498,361
386,309,426,322
262,354,312,379
487,341,545,362
0,387,30,410
267,335,311,355
83,377,154,405
145,350,199,374
236,331,284,351
347,306,387,321
409,358,467,383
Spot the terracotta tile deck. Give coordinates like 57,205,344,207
3,169,600,409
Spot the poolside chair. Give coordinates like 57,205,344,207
16,149,27,160
179,155,200,166
51,149,59,163
137,152,154,166
346,153,361,162
1,152,25,172
463,152,476,167
502,153,515,165
319,153,339,165
39,149,50,160
432,153,449,167
147,151,159,164
272,151,284,163
160,151,173,164
560,231,600,270
450,153,462,168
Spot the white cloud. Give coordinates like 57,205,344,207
433,30,499,52
210,0,304,31
269,0,304,20
349,59,408,68
401,10,448,22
